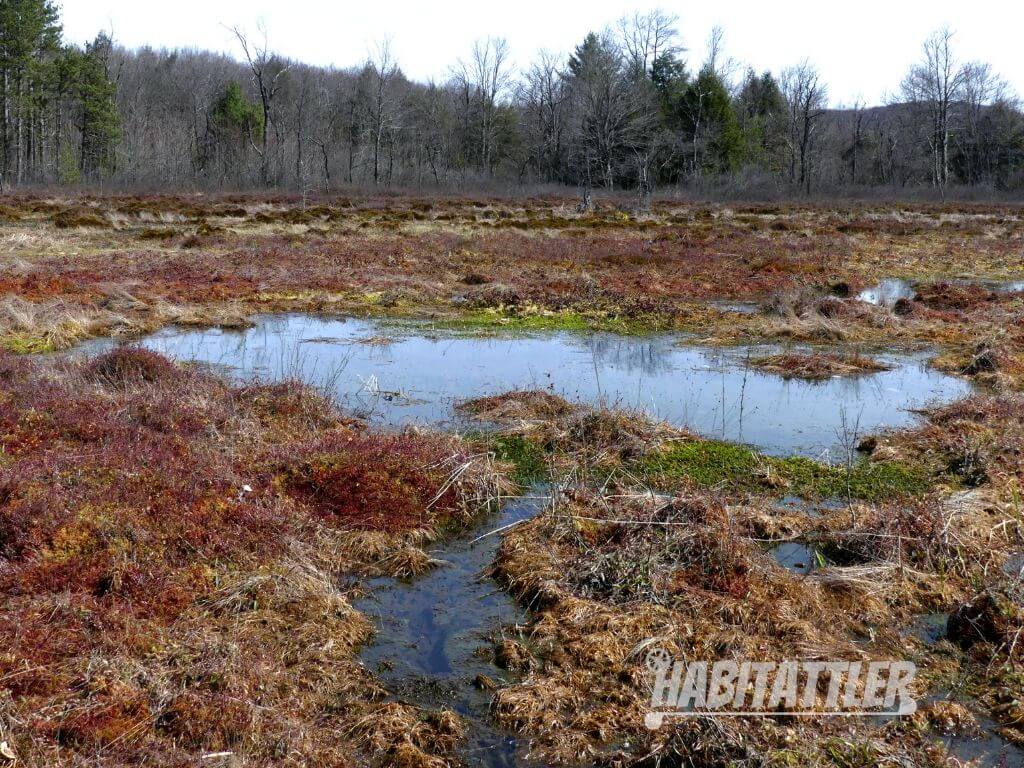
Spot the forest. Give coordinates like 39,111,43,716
1,1,1023,197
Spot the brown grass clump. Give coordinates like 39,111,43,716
87,345,184,387
750,350,893,380
459,391,687,463
488,482,956,765
915,281,995,311
885,394,1024,490
0,296,97,351
956,338,1024,383
947,581,1024,654
457,389,577,422
758,290,904,343
136,227,179,240
52,207,111,228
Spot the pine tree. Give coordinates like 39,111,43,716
0,0,61,186
200,80,263,182
737,69,786,171
73,33,120,180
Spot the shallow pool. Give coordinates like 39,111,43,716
79,313,972,458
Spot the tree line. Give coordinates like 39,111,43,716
2,2,1022,197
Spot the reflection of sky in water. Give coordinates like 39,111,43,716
80,314,972,459
858,278,916,306
859,277,1024,306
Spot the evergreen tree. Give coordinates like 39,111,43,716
650,52,687,117
0,0,61,185
72,33,120,179
679,65,742,172
737,69,786,170
200,80,263,183
211,80,263,148
567,32,634,189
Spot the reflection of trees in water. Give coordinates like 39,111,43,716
583,334,676,375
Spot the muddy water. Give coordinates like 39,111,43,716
74,315,987,765
86,313,972,459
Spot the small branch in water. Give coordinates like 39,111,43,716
468,518,530,544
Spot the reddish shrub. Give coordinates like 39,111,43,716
155,692,251,750
284,434,466,531
52,681,152,750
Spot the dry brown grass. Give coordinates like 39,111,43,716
0,194,1021,359
487,482,974,765
749,350,893,380
459,391,689,466
473,394,1024,765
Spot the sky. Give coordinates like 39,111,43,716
61,0,1023,107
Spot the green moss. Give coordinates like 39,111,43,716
1,333,57,354
645,440,760,489
488,434,548,485
642,439,931,501
440,308,669,335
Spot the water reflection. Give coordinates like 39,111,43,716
859,277,1024,306
77,314,972,459
858,279,916,306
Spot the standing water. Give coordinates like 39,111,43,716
75,314,979,766
355,493,547,766
80,313,972,459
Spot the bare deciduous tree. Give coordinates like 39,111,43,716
782,61,828,194
900,27,968,189
233,23,290,186
451,37,512,174
518,50,570,183
365,40,400,185
617,9,680,76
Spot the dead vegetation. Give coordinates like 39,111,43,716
2,193,1024,765
0,194,1020,356
458,389,689,465
0,349,507,766
488,481,1000,765
460,393,1024,765
749,349,893,380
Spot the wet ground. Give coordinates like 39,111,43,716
769,540,821,574
81,313,972,459
72,315,1006,766
859,277,1024,306
355,492,549,767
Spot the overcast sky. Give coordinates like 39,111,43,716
61,0,1022,106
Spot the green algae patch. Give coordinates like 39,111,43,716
642,439,932,501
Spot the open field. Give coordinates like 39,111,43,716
1,193,1023,767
